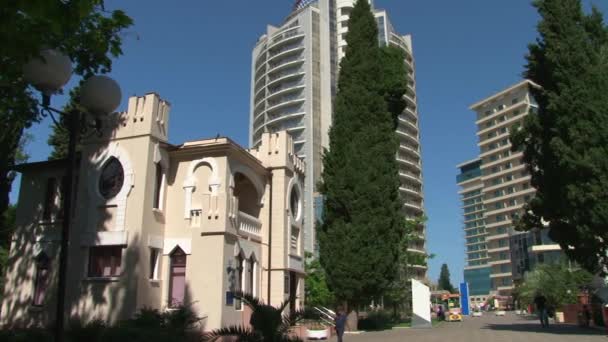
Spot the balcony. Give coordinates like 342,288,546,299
497,285,515,291
404,201,423,211
396,130,419,145
407,247,426,254
399,144,420,158
268,44,305,63
398,116,418,132
238,211,262,238
268,29,304,49
399,186,422,198
268,55,305,74
266,111,305,127
399,171,422,184
490,272,513,279
267,70,305,88
396,157,421,171
487,246,510,254
266,97,305,114
457,169,482,184
489,259,511,266
267,83,305,101
475,100,528,125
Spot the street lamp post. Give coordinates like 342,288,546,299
23,49,121,342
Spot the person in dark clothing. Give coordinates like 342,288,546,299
534,293,549,327
437,306,445,321
334,308,347,342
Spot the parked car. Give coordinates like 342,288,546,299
495,310,506,316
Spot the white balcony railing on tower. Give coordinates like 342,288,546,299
238,211,262,237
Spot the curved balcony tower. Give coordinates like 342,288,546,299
250,1,333,254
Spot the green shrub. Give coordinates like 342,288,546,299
357,310,394,331
0,305,201,342
0,328,53,342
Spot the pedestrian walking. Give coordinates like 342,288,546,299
534,293,549,327
334,307,347,342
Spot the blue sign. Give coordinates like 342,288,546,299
460,282,470,315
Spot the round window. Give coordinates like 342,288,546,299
99,157,124,199
290,187,300,221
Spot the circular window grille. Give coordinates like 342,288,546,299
99,157,124,199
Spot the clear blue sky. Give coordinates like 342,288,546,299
14,0,608,286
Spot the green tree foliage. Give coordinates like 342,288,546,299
304,253,334,308
384,217,426,318
48,87,84,160
438,263,455,293
511,0,608,274
317,0,406,313
0,1,133,236
514,262,593,309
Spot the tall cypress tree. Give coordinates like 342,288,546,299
438,263,455,293
318,0,405,318
511,0,608,274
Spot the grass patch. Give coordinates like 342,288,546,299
390,318,442,329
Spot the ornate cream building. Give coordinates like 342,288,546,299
1,93,306,330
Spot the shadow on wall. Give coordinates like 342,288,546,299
0,114,209,331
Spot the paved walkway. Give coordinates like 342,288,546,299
333,313,606,342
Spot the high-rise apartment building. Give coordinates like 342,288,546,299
250,1,333,254
250,0,426,279
459,80,562,306
457,158,491,305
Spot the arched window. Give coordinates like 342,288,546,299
153,163,163,210
248,257,257,296
33,253,51,306
169,247,187,308
235,254,244,310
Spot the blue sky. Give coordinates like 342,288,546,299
14,0,608,286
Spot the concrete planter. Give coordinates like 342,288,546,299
307,328,330,340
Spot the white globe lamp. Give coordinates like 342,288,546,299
23,49,72,95
80,75,122,115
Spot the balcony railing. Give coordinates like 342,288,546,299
238,211,262,237
268,67,305,82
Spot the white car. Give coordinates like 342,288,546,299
472,311,483,317
495,310,506,316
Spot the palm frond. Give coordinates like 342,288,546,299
233,291,264,310
277,299,291,313
201,325,260,342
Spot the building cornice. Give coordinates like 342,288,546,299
469,80,540,111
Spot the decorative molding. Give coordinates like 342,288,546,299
183,157,220,219
163,238,192,255
148,235,164,249
80,231,128,246
87,142,135,232
286,175,303,224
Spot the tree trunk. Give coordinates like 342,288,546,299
346,310,358,332
0,168,13,232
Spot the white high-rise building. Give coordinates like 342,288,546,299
250,0,427,279
459,80,563,307
250,0,333,254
